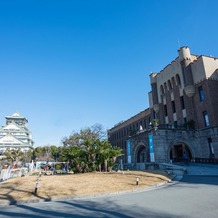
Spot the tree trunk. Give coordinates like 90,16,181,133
104,160,108,172
98,164,101,172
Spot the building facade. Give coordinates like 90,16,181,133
108,46,218,166
0,112,34,156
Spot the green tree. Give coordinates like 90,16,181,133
61,125,123,173
3,148,24,167
62,146,87,173
21,150,34,164
95,140,122,172
107,147,123,172
50,145,60,162
33,146,44,161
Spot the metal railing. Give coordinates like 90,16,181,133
172,157,218,165
192,158,218,164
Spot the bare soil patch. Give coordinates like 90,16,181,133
0,170,171,203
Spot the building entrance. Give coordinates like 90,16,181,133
136,145,148,163
170,144,192,162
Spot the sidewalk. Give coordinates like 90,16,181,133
170,163,218,176
184,163,218,175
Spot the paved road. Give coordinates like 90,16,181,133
0,174,218,218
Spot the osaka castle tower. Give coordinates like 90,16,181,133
0,112,34,155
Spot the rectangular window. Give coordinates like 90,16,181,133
148,117,151,126
172,101,176,113
180,96,185,109
198,86,205,102
208,138,214,155
164,105,168,116
144,119,147,129
139,121,143,131
132,125,135,134
203,111,210,127
136,123,139,131
153,111,156,119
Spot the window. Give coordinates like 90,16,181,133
172,101,176,113
138,121,142,131
148,117,151,126
180,96,185,109
160,85,164,95
164,82,167,92
198,86,205,102
203,111,209,127
168,80,172,90
172,77,176,87
132,124,136,134
164,105,168,116
136,123,139,131
176,74,181,86
208,138,214,155
153,111,156,119
144,119,147,129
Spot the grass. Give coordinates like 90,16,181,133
0,170,171,203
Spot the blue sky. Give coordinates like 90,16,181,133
0,0,218,146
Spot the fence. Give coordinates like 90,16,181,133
172,157,218,165
0,167,29,182
192,158,218,164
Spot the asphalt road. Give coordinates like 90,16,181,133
0,175,218,218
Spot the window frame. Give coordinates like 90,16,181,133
198,86,205,102
203,111,209,127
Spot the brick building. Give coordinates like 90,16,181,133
108,46,218,167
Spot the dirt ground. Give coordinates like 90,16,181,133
0,170,171,203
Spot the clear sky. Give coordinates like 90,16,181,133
0,0,218,147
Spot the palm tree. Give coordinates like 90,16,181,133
107,147,123,172
62,146,87,173
60,125,123,173
96,140,123,172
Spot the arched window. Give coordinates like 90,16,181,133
164,82,168,92
172,77,176,87
176,74,181,86
160,85,164,95
168,80,172,90
214,69,218,80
